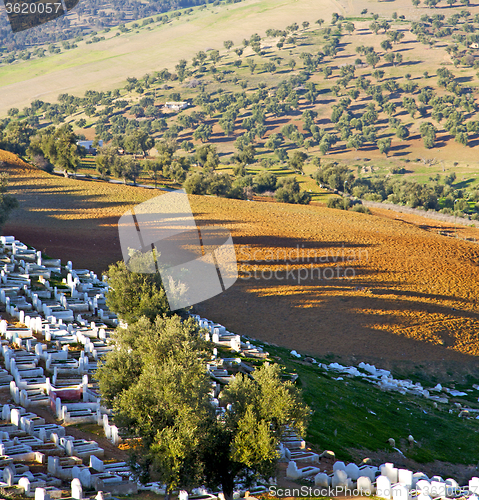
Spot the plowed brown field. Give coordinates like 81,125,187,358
2,150,479,372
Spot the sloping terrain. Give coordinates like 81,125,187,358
2,149,479,372
0,0,337,114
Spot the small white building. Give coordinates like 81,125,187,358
163,101,189,111
77,140,103,155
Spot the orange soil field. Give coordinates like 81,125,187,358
2,149,479,373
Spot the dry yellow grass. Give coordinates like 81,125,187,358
2,149,479,370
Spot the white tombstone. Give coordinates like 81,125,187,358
111,425,119,445
398,469,413,489
470,478,479,494
35,488,50,500
286,461,301,480
359,465,378,482
11,408,21,427
392,484,411,500
345,463,360,480
358,476,373,494
51,433,60,446
413,473,429,488
79,469,91,489
95,493,104,500
445,478,459,496
19,477,31,496
39,427,47,442
71,478,83,500
377,475,392,500
65,439,75,456
430,481,446,498
2,404,10,421
3,465,14,486
71,466,81,480
416,480,432,495
55,398,62,419
381,463,398,483
179,491,189,500
331,469,348,489
47,456,58,475
90,455,104,472
315,472,331,487
333,461,346,472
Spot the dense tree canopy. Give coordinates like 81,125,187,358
97,312,310,498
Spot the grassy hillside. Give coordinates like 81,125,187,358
0,0,337,113
260,340,479,480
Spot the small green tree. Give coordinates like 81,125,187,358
105,261,171,323
287,151,308,172
377,137,392,157
184,172,208,194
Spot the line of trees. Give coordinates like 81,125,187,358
315,162,479,218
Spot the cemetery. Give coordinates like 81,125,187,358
0,234,478,498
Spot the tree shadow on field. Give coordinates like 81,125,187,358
9,182,133,212
402,60,423,66
209,135,235,143
456,76,473,83
467,137,479,148
196,257,479,369
390,144,409,152
454,178,476,189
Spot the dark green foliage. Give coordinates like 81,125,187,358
27,124,81,174
0,121,35,155
105,260,172,323
275,178,311,204
97,314,309,497
253,171,277,193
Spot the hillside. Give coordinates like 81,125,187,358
3,0,479,223
2,149,479,375
0,0,336,114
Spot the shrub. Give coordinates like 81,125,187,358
350,204,371,214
